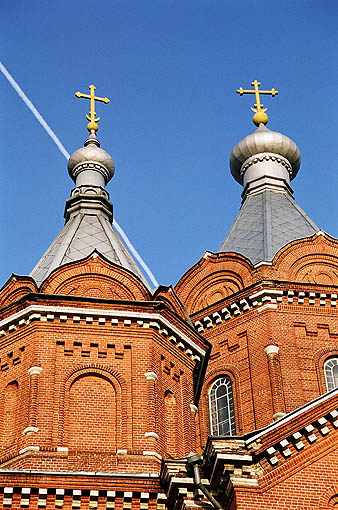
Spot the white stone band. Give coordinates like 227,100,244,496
23,426,39,435
190,403,198,414
144,371,158,382
57,447,69,453
19,446,40,455
265,345,279,356
27,366,42,376
144,432,159,440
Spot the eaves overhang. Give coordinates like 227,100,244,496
192,280,338,335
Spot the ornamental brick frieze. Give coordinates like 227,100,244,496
161,355,184,382
0,305,204,364
193,287,338,334
0,486,167,509
56,338,132,359
39,255,150,301
0,344,25,373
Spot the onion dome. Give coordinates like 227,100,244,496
219,122,318,265
68,132,115,187
30,84,151,290
230,124,301,185
219,80,318,265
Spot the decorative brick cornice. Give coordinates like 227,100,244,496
257,407,338,468
0,486,167,509
161,460,220,510
203,438,259,492
193,288,338,333
0,304,204,362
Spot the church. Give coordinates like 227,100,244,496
1,81,338,509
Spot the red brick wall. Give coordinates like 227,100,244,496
67,374,116,450
0,292,202,472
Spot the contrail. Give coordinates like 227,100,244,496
0,61,159,288
113,220,159,288
0,61,70,160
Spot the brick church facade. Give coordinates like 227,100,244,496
1,88,338,509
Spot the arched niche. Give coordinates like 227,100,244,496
0,275,37,309
58,366,127,450
39,253,151,301
68,374,117,450
273,233,338,284
175,253,253,315
164,390,178,457
0,380,19,449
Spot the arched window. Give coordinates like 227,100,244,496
324,358,338,391
209,376,236,436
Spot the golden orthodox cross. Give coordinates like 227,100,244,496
75,84,110,132
236,80,278,125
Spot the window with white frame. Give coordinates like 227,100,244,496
209,375,236,436
324,358,338,392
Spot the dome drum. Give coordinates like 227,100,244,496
64,190,114,222
71,184,109,199
70,161,113,187
241,152,292,191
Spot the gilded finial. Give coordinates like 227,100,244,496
75,84,110,132
236,80,278,126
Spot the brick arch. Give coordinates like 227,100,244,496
314,348,338,395
58,365,127,449
272,233,338,283
289,255,338,285
0,275,37,308
199,366,242,441
175,253,253,315
39,253,150,301
319,485,338,509
189,272,244,314
53,273,136,301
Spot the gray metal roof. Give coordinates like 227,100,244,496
30,212,149,288
219,190,319,265
30,132,152,290
30,211,151,288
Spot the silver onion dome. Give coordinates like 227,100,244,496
230,124,301,184
68,132,115,186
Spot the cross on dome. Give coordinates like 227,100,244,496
75,84,110,132
236,79,278,126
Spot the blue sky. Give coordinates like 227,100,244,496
1,0,337,287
